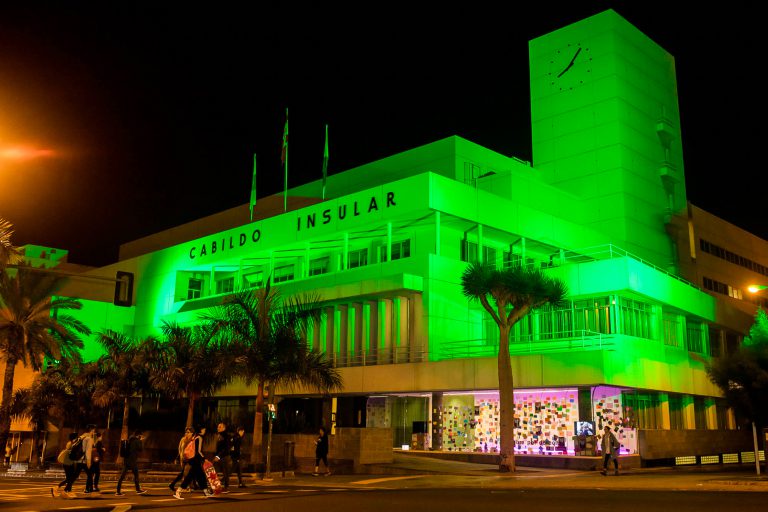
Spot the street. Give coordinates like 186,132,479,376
1,472,767,512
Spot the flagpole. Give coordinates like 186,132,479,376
283,108,289,212
322,124,328,201
249,153,257,222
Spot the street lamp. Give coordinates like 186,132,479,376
747,285,767,294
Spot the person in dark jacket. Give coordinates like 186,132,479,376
313,427,330,476
230,426,246,488
213,422,231,491
91,431,105,493
115,430,148,496
51,432,78,498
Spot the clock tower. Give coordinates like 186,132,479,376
530,10,686,272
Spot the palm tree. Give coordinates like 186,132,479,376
461,261,567,472
211,280,342,466
92,330,162,443
0,217,22,269
9,358,99,467
0,265,89,456
152,320,235,428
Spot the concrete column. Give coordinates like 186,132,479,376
395,297,409,363
682,395,696,429
387,222,392,262
324,306,335,362
478,224,484,263
338,305,349,365
435,211,441,256
409,294,424,361
659,393,671,429
366,300,378,363
352,302,363,365
378,299,393,364
704,398,718,430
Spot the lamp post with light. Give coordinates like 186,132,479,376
746,284,768,475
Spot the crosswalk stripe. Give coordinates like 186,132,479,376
352,476,423,485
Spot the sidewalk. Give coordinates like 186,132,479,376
3,453,768,492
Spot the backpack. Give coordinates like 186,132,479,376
119,439,130,458
69,437,84,461
183,436,197,461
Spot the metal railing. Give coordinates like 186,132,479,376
328,346,429,368
438,330,612,360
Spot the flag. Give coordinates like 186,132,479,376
249,153,257,222
322,124,328,200
281,110,288,165
281,108,288,211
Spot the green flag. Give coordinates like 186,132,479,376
322,124,328,200
249,153,257,221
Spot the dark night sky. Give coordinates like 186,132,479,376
0,2,764,267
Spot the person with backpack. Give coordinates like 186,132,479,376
51,432,78,499
115,430,148,496
58,429,90,498
600,425,621,476
169,426,194,492
173,425,212,499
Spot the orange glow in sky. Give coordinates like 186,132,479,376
0,145,55,161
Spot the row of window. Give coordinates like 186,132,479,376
703,276,743,300
185,240,411,300
700,239,768,277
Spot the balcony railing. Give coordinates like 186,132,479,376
437,330,613,360
327,346,428,368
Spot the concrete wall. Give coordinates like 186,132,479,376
272,428,393,471
638,429,754,459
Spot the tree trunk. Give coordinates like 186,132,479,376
186,395,196,428
119,396,130,462
0,356,18,455
497,325,516,472
250,382,264,466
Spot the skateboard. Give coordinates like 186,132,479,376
203,459,223,495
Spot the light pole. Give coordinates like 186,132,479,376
746,284,767,475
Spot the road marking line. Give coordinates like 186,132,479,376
152,498,179,502
352,476,423,485
263,490,289,493
296,489,318,492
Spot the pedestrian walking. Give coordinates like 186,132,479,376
231,426,246,488
600,425,620,476
115,430,148,496
92,431,105,493
51,432,78,498
81,424,97,495
169,426,194,491
59,429,89,498
214,422,231,492
313,427,330,476
174,425,212,499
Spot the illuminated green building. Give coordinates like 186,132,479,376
11,10,767,461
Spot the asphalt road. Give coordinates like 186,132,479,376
1,478,767,512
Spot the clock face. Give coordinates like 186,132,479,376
548,42,592,92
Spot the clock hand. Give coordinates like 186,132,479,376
556,47,582,78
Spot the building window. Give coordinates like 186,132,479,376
503,251,522,269
215,277,234,295
572,297,612,335
619,298,651,339
461,240,497,266
187,278,204,300
273,264,295,283
348,248,368,269
622,391,662,429
380,239,411,262
694,396,707,430
686,322,705,354
663,313,680,348
709,327,722,357
716,400,729,430
309,257,330,276
242,270,264,289
668,394,684,430
700,238,768,277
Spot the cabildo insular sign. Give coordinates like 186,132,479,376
188,190,397,260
